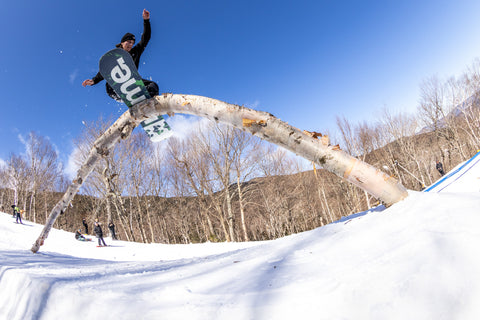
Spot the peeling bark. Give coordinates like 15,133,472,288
31,94,408,253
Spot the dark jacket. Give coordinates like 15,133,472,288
91,19,151,85
94,223,103,238
436,162,443,171
75,231,85,240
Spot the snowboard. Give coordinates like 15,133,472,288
99,48,173,142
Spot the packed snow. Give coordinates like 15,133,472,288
1,152,480,320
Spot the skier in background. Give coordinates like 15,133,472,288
14,206,23,224
82,217,89,234
94,221,107,247
108,221,117,240
81,9,159,101
75,229,87,241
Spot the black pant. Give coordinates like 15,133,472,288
106,79,159,102
109,227,117,240
97,237,106,246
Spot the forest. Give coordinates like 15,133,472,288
2,59,480,244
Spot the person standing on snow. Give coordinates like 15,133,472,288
82,9,159,101
436,160,445,176
108,221,117,240
94,221,107,247
82,217,89,234
14,206,23,224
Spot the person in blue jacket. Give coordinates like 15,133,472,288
82,9,159,101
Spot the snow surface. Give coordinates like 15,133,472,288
1,153,480,320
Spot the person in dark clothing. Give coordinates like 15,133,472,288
82,218,89,234
436,160,445,176
11,204,16,218
108,221,117,240
82,9,159,101
94,221,107,246
75,229,87,241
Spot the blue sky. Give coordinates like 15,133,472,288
2,0,480,169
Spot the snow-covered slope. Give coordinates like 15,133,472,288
1,153,480,320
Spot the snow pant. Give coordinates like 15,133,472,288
109,227,117,240
16,213,22,224
97,237,107,246
106,80,159,102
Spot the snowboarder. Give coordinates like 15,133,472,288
436,160,445,176
11,204,16,218
82,218,89,234
94,221,107,247
75,229,87,241
108,221,117,240
82,9,159,101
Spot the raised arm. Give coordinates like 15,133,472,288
142,9,150,20
137,9,151,50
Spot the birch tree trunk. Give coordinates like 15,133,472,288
224,183,236,242
237,174,249,241
31,93,408,253
144,94,408,204
31,111,137,253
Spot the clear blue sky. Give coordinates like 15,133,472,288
2,0,480,167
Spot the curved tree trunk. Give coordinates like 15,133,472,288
31,94,408,253
143,94,408,204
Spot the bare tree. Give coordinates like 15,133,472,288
166,129,218,242
418,75,468,166
25,132,60,222
5,154,29,213
453,62,480,150
198,123,238,242
231,128,262,241
126,132,158,243
378,109,426,188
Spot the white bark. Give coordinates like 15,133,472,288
142,94,408,204
31,94,408,253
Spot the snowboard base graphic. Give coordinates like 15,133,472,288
99,48,172,142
